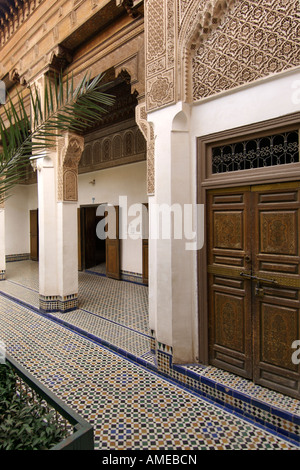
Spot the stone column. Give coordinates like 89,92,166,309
0,170,5,280
146,101,198,367
0,198,5,281
136,101,156,350
36,132,84,312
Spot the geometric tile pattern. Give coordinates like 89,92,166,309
0,260,299,449
1,262,151,361
39,293,78,313
4,261,149,334
78,271,149,335
0,295,298,450
87,263,144,284
189,366,300,416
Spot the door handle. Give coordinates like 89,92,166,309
239,272,278,285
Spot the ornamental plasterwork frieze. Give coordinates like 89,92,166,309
145,0,177,112
146,0,299,109
191,0,300,101
145,0,235,110
178,0,237,102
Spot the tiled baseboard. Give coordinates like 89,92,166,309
153,340,300,446
86,265,146,285
6,253,30,262
39,293,78,313
121,270,144,285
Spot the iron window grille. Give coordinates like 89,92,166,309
212,130,299,174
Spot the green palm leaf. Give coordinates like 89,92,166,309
0,72,114,199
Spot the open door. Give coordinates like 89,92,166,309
80,206,98,270
142,239,148,285
84,206,97,269
78,208,82,271
30,209,39,261
105,205,120,280
142,203,149,285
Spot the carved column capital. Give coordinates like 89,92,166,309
57,132,84,202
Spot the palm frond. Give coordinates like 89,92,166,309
0,72,115,199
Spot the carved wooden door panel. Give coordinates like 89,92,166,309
207,188,253,379
83,206,97,270
30,209,39,261
78,208,82,271
207,183,300,398
252,183,300,398
105,205,120,280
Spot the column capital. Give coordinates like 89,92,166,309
57,131,84,202
59,132,85,167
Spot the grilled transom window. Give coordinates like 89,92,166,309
212,130,299,174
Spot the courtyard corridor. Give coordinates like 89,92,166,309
0,261,299,451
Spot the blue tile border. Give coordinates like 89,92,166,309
85,268,147,286
155,349,300,446
39,293,78,313
0,287,299,448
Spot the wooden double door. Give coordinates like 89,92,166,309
207,182,300,398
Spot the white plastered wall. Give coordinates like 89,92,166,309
78,160,147,274
4,160,147,276
5,183,38,256
148,67,300,364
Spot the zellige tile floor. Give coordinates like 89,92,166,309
0,260,299,450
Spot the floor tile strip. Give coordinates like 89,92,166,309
0,294,298,450
0,261,299,448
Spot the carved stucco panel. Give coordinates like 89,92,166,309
57,133,84,202
136,102,155,195
64,169,78,201
145,0,177,112
147,69,175,111
146,0,166,63
190,0,300,101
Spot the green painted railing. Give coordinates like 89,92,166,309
6,353,94,450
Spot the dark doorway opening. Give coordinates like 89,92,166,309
79,205,105,271
79,204,120,279
30,209,39,261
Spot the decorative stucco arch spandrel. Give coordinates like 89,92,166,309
147,0,300,107
145,0,236,112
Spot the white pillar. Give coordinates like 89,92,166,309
36,132,83,313
148,102,198,364
171,106,195,364
37,155,59,305
57,201,78,301
0,208,5,280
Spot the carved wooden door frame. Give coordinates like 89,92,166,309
197,112,300,367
